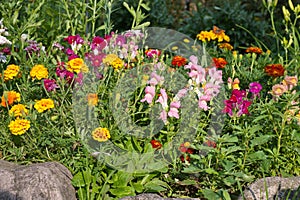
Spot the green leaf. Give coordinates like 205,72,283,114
180,179,198,185
252,115,268,123
201,189,221,200
205,168,219,175
72,172,85,187
182,166,202,173
110,186,135,197
250,135,274,147
144,178,169,192
132,181,144,193
223,146,243,155
247,151,266,160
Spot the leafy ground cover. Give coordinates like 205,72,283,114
0,0,300,199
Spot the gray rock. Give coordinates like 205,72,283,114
0,160,76,200
238,176,300,200
119,193,200,200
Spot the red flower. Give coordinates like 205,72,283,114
204,139,216,148
171,55,187,67
264,64,285,77
150,139,162,149
179,142,194,163
213,57,227,69
245,47,263,54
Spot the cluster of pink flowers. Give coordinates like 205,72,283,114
184,55,223,111
271,75,298,99
223,82,262,117
141,55,223,124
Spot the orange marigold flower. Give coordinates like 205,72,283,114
4,64,20,81
265,64,285,77
9,104,28,118
34,98,54,113
67,58,87,74
218,42,233,50
87,93,98,106
92,127,110,142
213,57,227,69
171,55,187,67
8,119,30,135
245,47,263,54
30,64,48,80
150,139,162,149
1,91,21,107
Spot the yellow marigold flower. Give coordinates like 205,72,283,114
196,31,215,42
87,93,98,106
8,119,30,135
103,54,124,70
218,42,233,51
1,91,21,107
30,64,48,80
212,26,230,42
67,58,87,74
34,98,54,113
4,64,20,81
9,104,28,118
92,127,111,142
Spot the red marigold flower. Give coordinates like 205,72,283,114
264,64,285,77
204,140,216,148
245,46,263,54
171,55,187,67
213,57,227,69
150,139,162,149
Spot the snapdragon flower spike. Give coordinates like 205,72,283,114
64,35,84,52
43,79,59,92
223,89,252,117
156,89,168,123
148,72,164,86
184,56,206,85
168,101,180,118
140,86,156,104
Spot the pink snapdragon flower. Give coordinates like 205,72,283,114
168,101,180,118
140,86,156,104
156,89,168,123
64,34,84,51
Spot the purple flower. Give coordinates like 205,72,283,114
249,82,262,97
56,66,74,84
237,100,252,116
43,79,59,92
